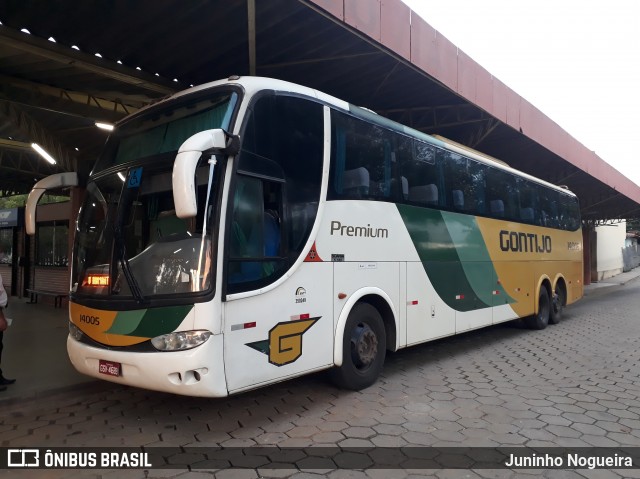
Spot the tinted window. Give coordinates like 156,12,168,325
538,187,560,228
443,152,485,214
327,109,580,231
96,91,238,171
485,167,518,221
559,192,581,231
329,111,395,201
229,94,324,293
517,178,540,225
399,139,442,207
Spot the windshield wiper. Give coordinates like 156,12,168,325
112,169,146,303
114,226,145,303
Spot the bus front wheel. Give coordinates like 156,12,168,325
330,303,386,390
525,287,550,330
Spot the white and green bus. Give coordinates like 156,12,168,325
26,77,583,397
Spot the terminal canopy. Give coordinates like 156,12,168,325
0,0,638,221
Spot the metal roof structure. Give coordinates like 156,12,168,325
0,0,638,221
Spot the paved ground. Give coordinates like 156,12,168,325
0,299,94,404
2,274,640,478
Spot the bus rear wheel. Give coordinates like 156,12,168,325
330,303,386,390
525,287,550,330
549,284,565,324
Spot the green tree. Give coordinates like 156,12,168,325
0,194,69,208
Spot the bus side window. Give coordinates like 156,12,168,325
441,152,485,214
490,200,505,217
452,190,465,209
409,184,438,205
397,136,441,208
486,166,518,221
401,176,409,200
230,175,264,260
330,112,392,201
228,175,283,286
540,188,560,228
343,167,370,197
230,93,323,293
442,150,464,211
559,193,581,231
517,178,540,225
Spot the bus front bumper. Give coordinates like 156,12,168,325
67,333,228,397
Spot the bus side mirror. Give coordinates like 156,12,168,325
173,129,239,219
26,172,78,235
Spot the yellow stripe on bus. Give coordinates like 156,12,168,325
69,302,149,347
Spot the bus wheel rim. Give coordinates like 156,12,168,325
351,323,378,370
553,290,562,314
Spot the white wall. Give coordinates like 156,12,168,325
596,220,626,280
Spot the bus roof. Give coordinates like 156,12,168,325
120,76,577,198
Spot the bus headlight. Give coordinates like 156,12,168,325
151,330,212,351
69,322,84,341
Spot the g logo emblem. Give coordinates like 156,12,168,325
246,317,320,366
268,318,318,366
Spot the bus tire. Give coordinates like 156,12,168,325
549,284,565,324
525,286,550,330
330,302,386,390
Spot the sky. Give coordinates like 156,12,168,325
401,0,640,186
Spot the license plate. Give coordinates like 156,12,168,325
98,359,121,377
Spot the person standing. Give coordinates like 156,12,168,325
0,272,15,390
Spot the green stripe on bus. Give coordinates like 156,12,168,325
441,212,514,305
397,204,490,312
129,305,193,338
104,310,146,335
397,204,516,311
106,305,193,338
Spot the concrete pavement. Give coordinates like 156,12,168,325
583,269,640,295
0,299,97,405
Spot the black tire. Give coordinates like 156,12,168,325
549,283,565,325
525,286,550,330
329,303,386,390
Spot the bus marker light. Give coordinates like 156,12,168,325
338,293,347,300
492,290,500,295
408,300,419,305
69,321,83,341
291,313,310,320
231,322,256,331
455,295,464,300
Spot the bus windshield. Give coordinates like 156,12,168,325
72,90,238,301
